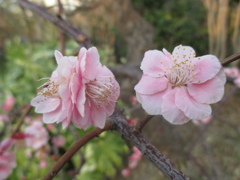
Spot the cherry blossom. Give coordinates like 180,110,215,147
135,45,226,124
31,47,120,129
0,138,16,180
224,67,239,78
51,135,65,147
3,96,15,112
25,121,49,150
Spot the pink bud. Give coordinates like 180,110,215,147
51,135,65,147
3,96,15,112
39,160,48,168
121,168,131,177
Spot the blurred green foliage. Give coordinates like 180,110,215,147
132,0,208,54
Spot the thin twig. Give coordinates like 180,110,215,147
134,115,154,133
221,52,240,66
17,0,90,48
42,127,108,180
11,105,32,136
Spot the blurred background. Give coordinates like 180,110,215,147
0,0,240,179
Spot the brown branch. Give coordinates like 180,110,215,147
11,105,32,136
134,115,154,133
221,52,240,66
42,126,108,180
57,0,65,56
108,109,189,180
17,0,90,48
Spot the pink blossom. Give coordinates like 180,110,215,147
46,124,55,131
128,146,142,169
0,139,16,180
25,121,49,150
224,67,239,78
192,115,212,125
127,118,138,126
51,135,65,147
135,45,226,124
39,160,48,168
234,75,240,88
121,168,131,177
3,96,15,112
31,47,120,129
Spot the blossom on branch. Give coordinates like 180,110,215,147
31,47,120,129
135,45,226,124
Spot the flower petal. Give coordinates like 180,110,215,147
161,89,190,124
42,104,62,124
187,75,225,104
90,105,106,129
172,45,196,63
134,75,168,95
31,96,60,113
137,88,169,115
216,68,226,84
140,50,170,77
192,55,221,83
175,87,212,120
76,85,86,117
54,50,63,64
82,47,102,80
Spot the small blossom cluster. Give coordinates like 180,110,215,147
224,67,240,87
121,146,142,178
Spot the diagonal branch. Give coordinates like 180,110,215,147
17,0,90,48
221,52,240,66
108,109,190,180
42,127,107,180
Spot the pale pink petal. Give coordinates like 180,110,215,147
216,68,226,84
234,76,240,88
187,76,225,104
57,56,77,78
134,75,168,95
54,50,63,64
42,104,62,124
192,55,221,83
162,48,172,59
76,85,86,117
0,139,14,152
140,50,170,77
175,87,212,120
161,89,190,124
31,97,60,113
78,47,87,60
172,45,196,63
70,72,81,104
137,88,169,115
224,67,239,78
90,106,106,129
82,47,102,80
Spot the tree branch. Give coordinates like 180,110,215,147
108,109,190,180
221,52,240,66
17,0,90,48
11,105,32,136
42,127,108,180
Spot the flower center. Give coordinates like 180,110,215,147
165,59,195,87
86,77,118,109
37,78,61,99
